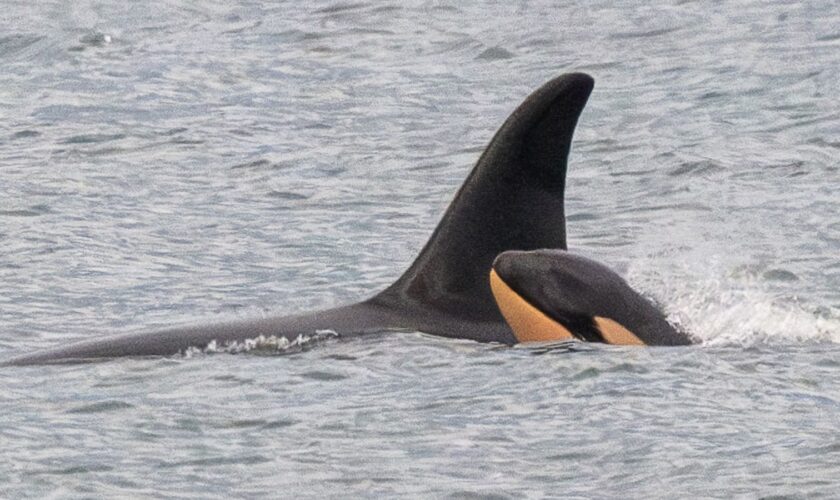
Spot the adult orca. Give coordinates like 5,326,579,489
2,72,690,366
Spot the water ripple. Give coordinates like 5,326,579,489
1,0,840,497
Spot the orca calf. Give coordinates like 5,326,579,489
3,72,691,366
491,250,690,346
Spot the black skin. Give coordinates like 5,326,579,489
493,250,693,346
2,72,689,366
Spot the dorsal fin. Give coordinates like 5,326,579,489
374,73,594,320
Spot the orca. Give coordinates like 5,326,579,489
2,72,690,366
490,250,692,346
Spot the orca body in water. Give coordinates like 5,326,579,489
3,72,691,366
490,250,689,346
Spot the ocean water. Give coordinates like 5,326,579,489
1,0,839,497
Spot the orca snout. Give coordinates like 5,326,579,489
490,250,529,286
489,249,648,345
489,250,579,343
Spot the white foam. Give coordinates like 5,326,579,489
667,282,840,346
181,330,339,358
626,261,840,346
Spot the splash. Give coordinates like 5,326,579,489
181,330,339,358
668,284,840,346
627,261,840,346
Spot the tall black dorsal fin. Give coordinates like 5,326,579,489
374,73,594,320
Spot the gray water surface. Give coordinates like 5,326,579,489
2,0,840,497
